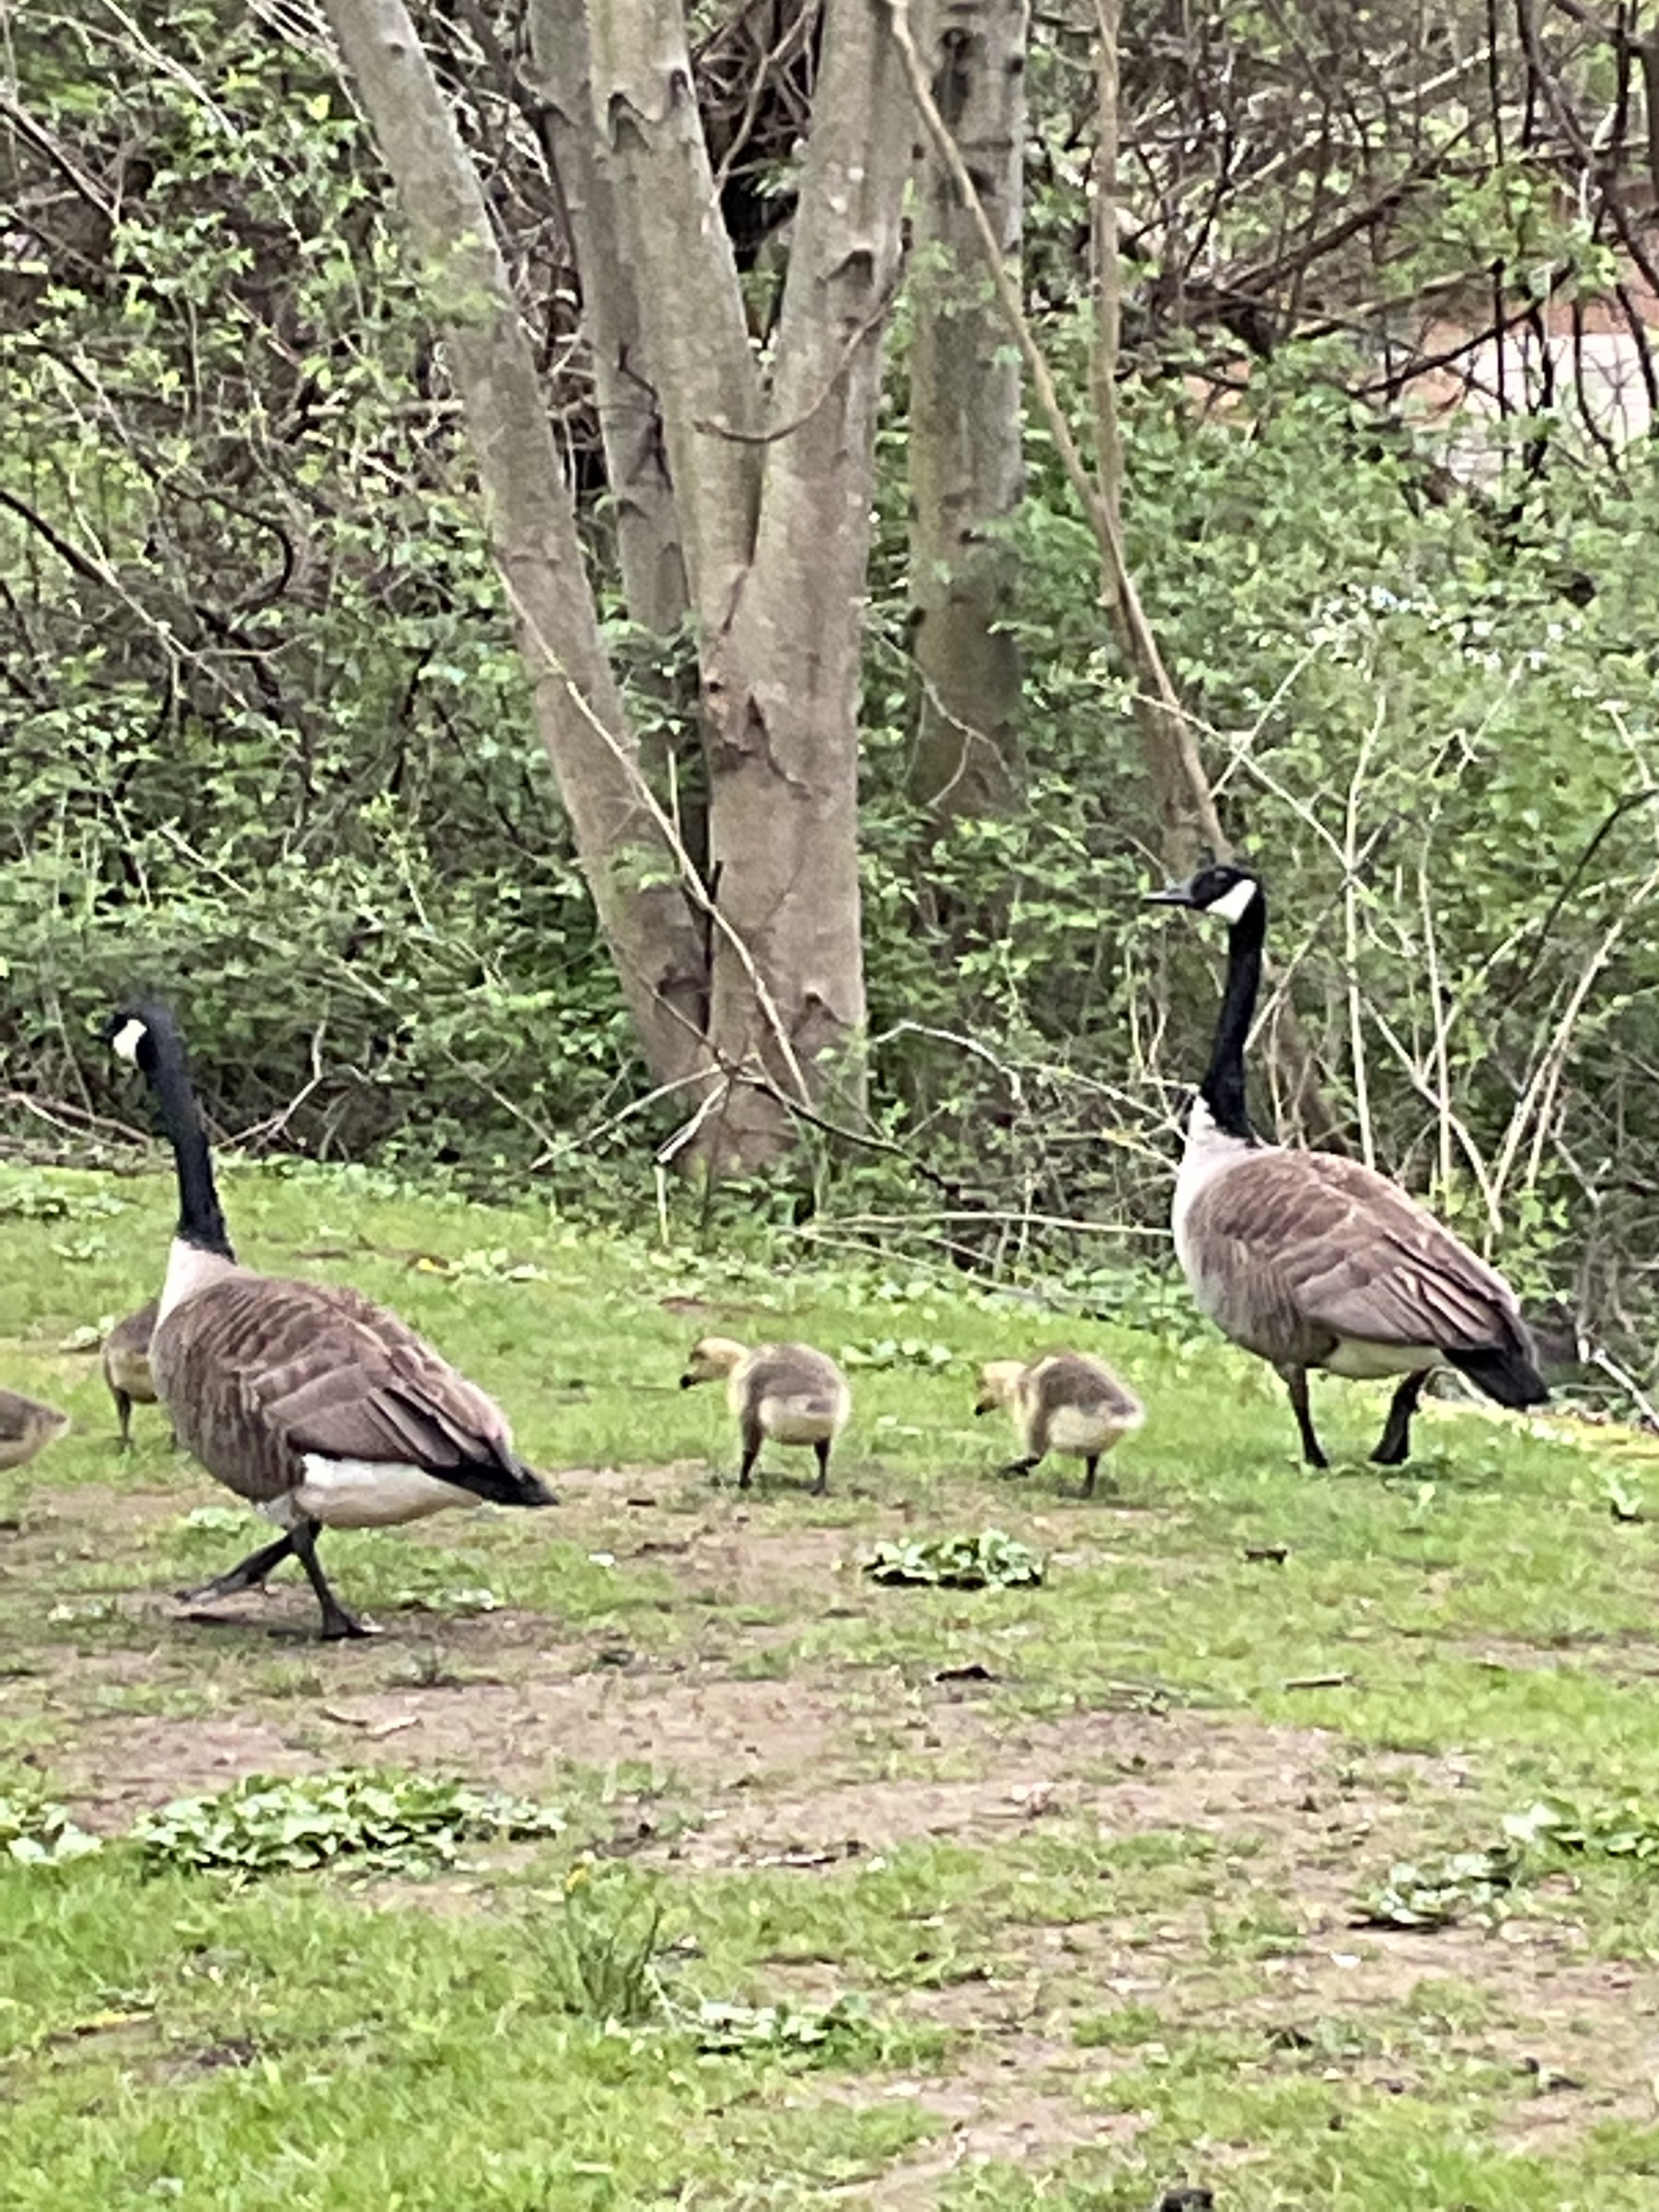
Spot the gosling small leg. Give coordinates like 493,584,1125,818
737,1422,762,1491
291,1519,370,1641
1372,1369,1429,1467
178,1530,297,1604
811,1438,830,1497
1280,1365,1329,1470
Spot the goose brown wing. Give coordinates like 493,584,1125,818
155,1276,520,1501
1189,1152,1523,1352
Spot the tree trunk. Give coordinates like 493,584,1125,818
527,0,707,901
906,0,1026,820
696,0,914,1166
322,0,708,1086
528,0,689,642
585,0,763,635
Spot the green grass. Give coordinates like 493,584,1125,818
3,1155,1659,2206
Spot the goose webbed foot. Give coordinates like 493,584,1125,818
996,1456,1041,1481
1370,1370,1429,1466
1279,1366,1330,1469
177,1530,297,1604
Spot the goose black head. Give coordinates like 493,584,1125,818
102,1000,184,1074
1143,861,1263,927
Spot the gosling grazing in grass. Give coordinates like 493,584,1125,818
106,999,555,1640
1144,863,1547,1467
102,1298,173,1452
974,1353,1144,1497
0,1389,70,1473
680,1335,851,1495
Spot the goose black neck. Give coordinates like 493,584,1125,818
147,1039,235,1261
1200,891,1267,1142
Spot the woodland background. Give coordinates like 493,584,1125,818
4,0,1659,1355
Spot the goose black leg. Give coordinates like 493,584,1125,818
996,1455,1041,1481
1371,1370,1429,1466
291,1519,370,1641
1082,1453,1100,1498
737,1421,762,1491
178,1530,296,1603
811,1438,831,1496
1279,1365,1329,1469
113,1392,133,1453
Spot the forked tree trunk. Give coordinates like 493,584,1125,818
330,0,910,1171
906,0,1026,821
696,0,913,1162
321,0,707,1086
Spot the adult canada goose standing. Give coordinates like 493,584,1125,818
680,1336,851,1494
1144,863,1547,1467
106,1000,555,1638
102,1298,174,1452
0,1389,70,1473
974,1352,1144,1497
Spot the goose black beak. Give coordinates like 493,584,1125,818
1142,879,1198,907
678,1374,695,1390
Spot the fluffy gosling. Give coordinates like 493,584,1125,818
0,1388,70,1473
103,1298,175,1453
974,1351,1144,1497
680,1335,851,1495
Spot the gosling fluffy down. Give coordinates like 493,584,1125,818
974,1351,1143,1496
0,1388,70,1473
102,1297,170,1452
680,1335,851,1495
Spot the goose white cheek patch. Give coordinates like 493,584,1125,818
1206,878,1259,926
111,1018,148,1063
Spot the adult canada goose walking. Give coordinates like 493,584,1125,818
0,1389,70,1473
102,1298,172,1452
1145,863,1547,1467
106,1001,555,1638
974,1352,1144,1497
680,1336,851,1494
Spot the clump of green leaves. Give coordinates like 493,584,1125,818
133,1769,563,1878
863,1529,1045,1589
528,1864,666,2025
1505,1794,1659,1862
839,1337,956,1372
0,1789,102,1866
691,1994,871,2061
1354,1846,1520,1929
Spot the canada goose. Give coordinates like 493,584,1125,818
0,1389,70,1473
974,1351,1145,1496
106,999,554,1639
102,1298,175,1452
1145,863,1547,1467
679,1335,851,1494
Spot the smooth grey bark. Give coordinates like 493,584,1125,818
698,0,914,1162
585,0,762,635
528,0,689,641
322,0,707,1086
906,0,1026,820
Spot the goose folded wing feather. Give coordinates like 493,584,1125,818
1194,1154,1520,1351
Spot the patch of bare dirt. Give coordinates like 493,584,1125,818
61,1713,315,1832
819,2037,1143,2209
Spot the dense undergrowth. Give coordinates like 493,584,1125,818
5,7,1658,1361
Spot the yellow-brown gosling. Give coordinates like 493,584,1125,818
0,1388,70,1473
974,1351,1144,1497
103,1297,175,1452
680,1335,851,1495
